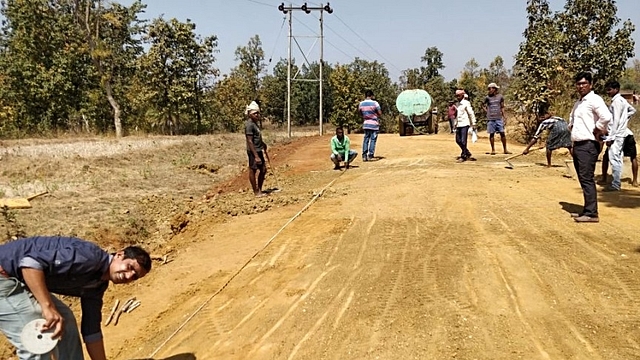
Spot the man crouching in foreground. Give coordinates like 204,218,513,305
0,236,151,359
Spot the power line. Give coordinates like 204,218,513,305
268,16,287,64
292,15,353,61
244,0,273,7
333,13,403,74
324,23,374,62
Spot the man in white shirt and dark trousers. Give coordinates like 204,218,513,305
569,72,612,223
602,80,637,191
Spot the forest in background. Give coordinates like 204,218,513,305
0,0,637,139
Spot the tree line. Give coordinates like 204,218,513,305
0,0,636,139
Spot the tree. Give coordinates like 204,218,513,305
234,35,266,100
421,46,445,81
137,17,218,135
78,0,146,138
0,0,92,135
556,0,635,92
511,0,635,139
328,64,360,132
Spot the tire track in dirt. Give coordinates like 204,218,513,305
477,191,640,359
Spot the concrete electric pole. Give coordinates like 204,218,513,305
278,2,333,138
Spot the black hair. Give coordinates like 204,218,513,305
336,126,344,131
365,90,374,98
537,103,550,117
604,80,620,90
574,71,592,84
123,246,152,272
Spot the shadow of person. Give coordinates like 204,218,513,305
130,354,196,360
598,190,640,209
559,201,583,214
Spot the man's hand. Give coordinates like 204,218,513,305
254,154,262,165
41,304,64,339
21,268,65,339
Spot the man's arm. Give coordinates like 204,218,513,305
344,137,350,166
593,97,612,137
466,102,477,127
330,138,339,155
21,268,64,339
500,96,506,123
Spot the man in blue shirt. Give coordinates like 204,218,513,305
0,236,152,360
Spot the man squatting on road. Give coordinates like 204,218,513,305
0,236,151,360
330,126,358,170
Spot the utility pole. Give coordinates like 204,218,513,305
278,2,333,138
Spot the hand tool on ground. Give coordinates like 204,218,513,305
0,191,48,209
263,149,282,193
505,147,544,169
104,299,120,325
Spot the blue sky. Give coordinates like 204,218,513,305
121,0,639,82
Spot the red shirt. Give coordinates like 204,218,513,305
448,104,457,119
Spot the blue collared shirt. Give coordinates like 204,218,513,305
0,236,111,343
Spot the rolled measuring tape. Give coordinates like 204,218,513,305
20,319,59,355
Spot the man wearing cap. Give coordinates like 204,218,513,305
454,89,477,162
245,101,268,197
483,83,511,155
0,236,151,360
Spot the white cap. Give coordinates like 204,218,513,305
488,83,500,89
245,101,260,115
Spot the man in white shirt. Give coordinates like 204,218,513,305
453,89,477,163
602,80,637,191
568,72,612,223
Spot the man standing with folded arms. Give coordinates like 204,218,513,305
569,72,611,223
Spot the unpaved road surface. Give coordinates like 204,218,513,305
13,132,640,359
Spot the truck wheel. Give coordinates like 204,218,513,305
399,119,406,136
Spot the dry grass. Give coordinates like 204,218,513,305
0,129,316,250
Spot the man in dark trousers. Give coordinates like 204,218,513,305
568,72,611,223
0,236,152,359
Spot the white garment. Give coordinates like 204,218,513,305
569,91,611,142
454,99,476,128
605,93,636,141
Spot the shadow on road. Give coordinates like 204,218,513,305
598,189,640,209
131,354,196,360
559,201,582,214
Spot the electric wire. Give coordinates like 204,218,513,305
268,16,287,64
333,13,403,74
291,14,353,61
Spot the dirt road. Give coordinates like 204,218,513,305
101,133,640,359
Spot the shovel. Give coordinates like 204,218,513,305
263,150,282,193
505,147,544,169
